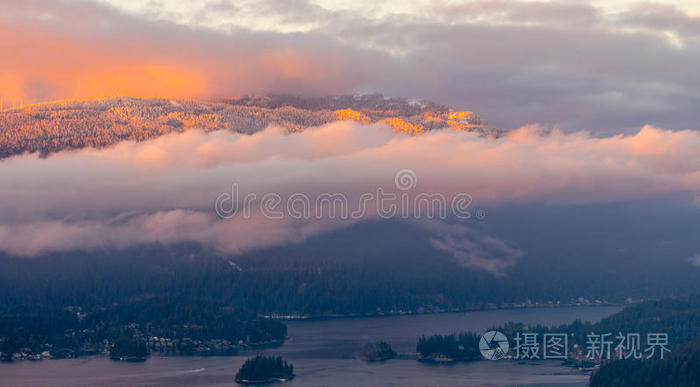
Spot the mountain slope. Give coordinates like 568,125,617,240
0,94,499,158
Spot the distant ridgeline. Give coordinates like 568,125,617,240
0,94,499,158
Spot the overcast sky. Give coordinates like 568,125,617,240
1,0,699,132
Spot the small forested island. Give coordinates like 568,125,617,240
416,332,481,363
359,341,396,361
235,355,295,384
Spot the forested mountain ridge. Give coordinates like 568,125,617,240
0,94,498,158
590,335,700,387
587,296,700,387
0,203,698,362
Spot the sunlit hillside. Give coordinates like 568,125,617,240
0,94,498,158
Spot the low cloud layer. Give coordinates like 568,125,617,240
1,122,698,275
422,220,524,277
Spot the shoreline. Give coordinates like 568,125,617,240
272,302,625,322
1,304,623,363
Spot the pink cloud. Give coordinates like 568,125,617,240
0,122,698,260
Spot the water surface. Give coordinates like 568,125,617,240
0,306,621,387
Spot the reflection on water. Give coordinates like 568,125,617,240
0,306,621,387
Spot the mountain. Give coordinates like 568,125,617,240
0,94,499,158
2,199,699,318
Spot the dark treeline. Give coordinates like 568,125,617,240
590,335,700,387
110,335,149,360
0,295,286,361
2,241,694,320
416,333,481,361
495,294,700,351
359,341,396,361
586,296,700,386
0,242,512,317
235,355,295,383
488,295,700,385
